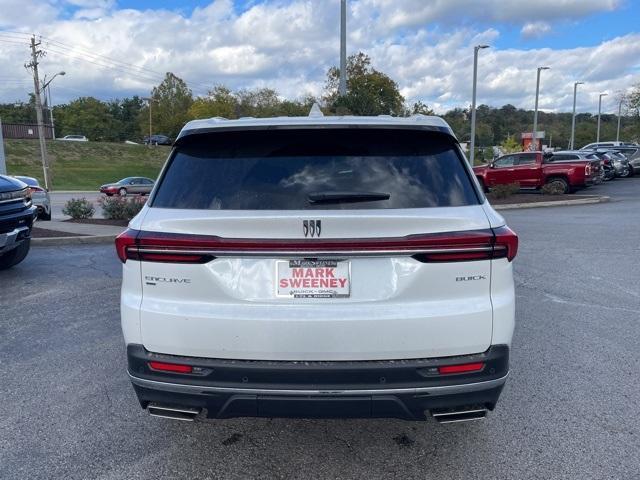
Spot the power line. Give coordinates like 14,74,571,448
1,30,213,92
1,29,213,94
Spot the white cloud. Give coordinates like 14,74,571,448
521,21,552,39
353,0,620,30
0,0,637,115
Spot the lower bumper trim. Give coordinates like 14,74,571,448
128,372,508,397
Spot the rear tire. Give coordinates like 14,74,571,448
39,209,51,221
118,188,127,197
545,177,569,194
621,167,631,178
0,239,31,270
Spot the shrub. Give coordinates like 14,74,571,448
99,195,147,220
541,182,566,195
489,183,520,200
62,198,95,219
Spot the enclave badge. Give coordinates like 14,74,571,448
303,220,321,238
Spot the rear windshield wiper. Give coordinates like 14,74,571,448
307,191,391,204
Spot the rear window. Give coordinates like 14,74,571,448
151,129,479,210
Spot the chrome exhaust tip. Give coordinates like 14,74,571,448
431,408,488,424
147,403,201,422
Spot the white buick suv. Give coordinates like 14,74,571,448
117,111,517,423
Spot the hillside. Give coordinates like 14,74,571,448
3,139,170,190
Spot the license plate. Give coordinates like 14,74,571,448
276,259,350,298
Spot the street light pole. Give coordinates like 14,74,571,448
41,71,65,140
143,97,153,147
616,98,623,142
570,81,583,150
470,44,489,166
531,66,550,151
597,92,608,143
338,0,347,96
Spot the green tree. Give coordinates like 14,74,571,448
188,85,237,120
54,97,117,141
500,135,521,153
236,88,282,117
627,83,640,117
144,72,193,138
109,96,144,141
411,101,435,116
0,98,36,124
325,52,405,116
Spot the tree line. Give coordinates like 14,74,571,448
1,52,639,149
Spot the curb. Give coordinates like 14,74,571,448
32,234,117,246
493,195,610,210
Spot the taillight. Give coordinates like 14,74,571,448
492,225,518,262
585,164,591,176
115,228,137,262
148,361,193,374
438,362,485,375
116,227,519,264
115,228,214,264
29,186,44,194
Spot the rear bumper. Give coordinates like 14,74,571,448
127,344,509,421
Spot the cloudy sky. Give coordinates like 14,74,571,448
0,0,639,113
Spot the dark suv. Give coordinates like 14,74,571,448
0,175,36,270
143,135,172,146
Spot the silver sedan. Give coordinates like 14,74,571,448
14,176,51,221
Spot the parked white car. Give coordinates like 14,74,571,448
117,111,518,424
59,135,88,142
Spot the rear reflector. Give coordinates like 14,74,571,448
115,226,518,263
438,362,485,375
148,361,193,374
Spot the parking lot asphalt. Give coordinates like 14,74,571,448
1,178,639,479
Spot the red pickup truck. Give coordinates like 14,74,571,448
473,151,600,193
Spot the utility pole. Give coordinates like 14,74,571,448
597,92,607,143
338,0,347,96
570,81,583,150
26,36,51,190
470,45,489,166
531,66,550,151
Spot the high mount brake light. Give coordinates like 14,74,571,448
115,227,519,264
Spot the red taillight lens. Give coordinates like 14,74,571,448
116,227,518,263
438,362,484,375
115,228,138,263
29,186,44,194
585,164,591,176
148,361,193,374
492,225,518,262
116,228,214,264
